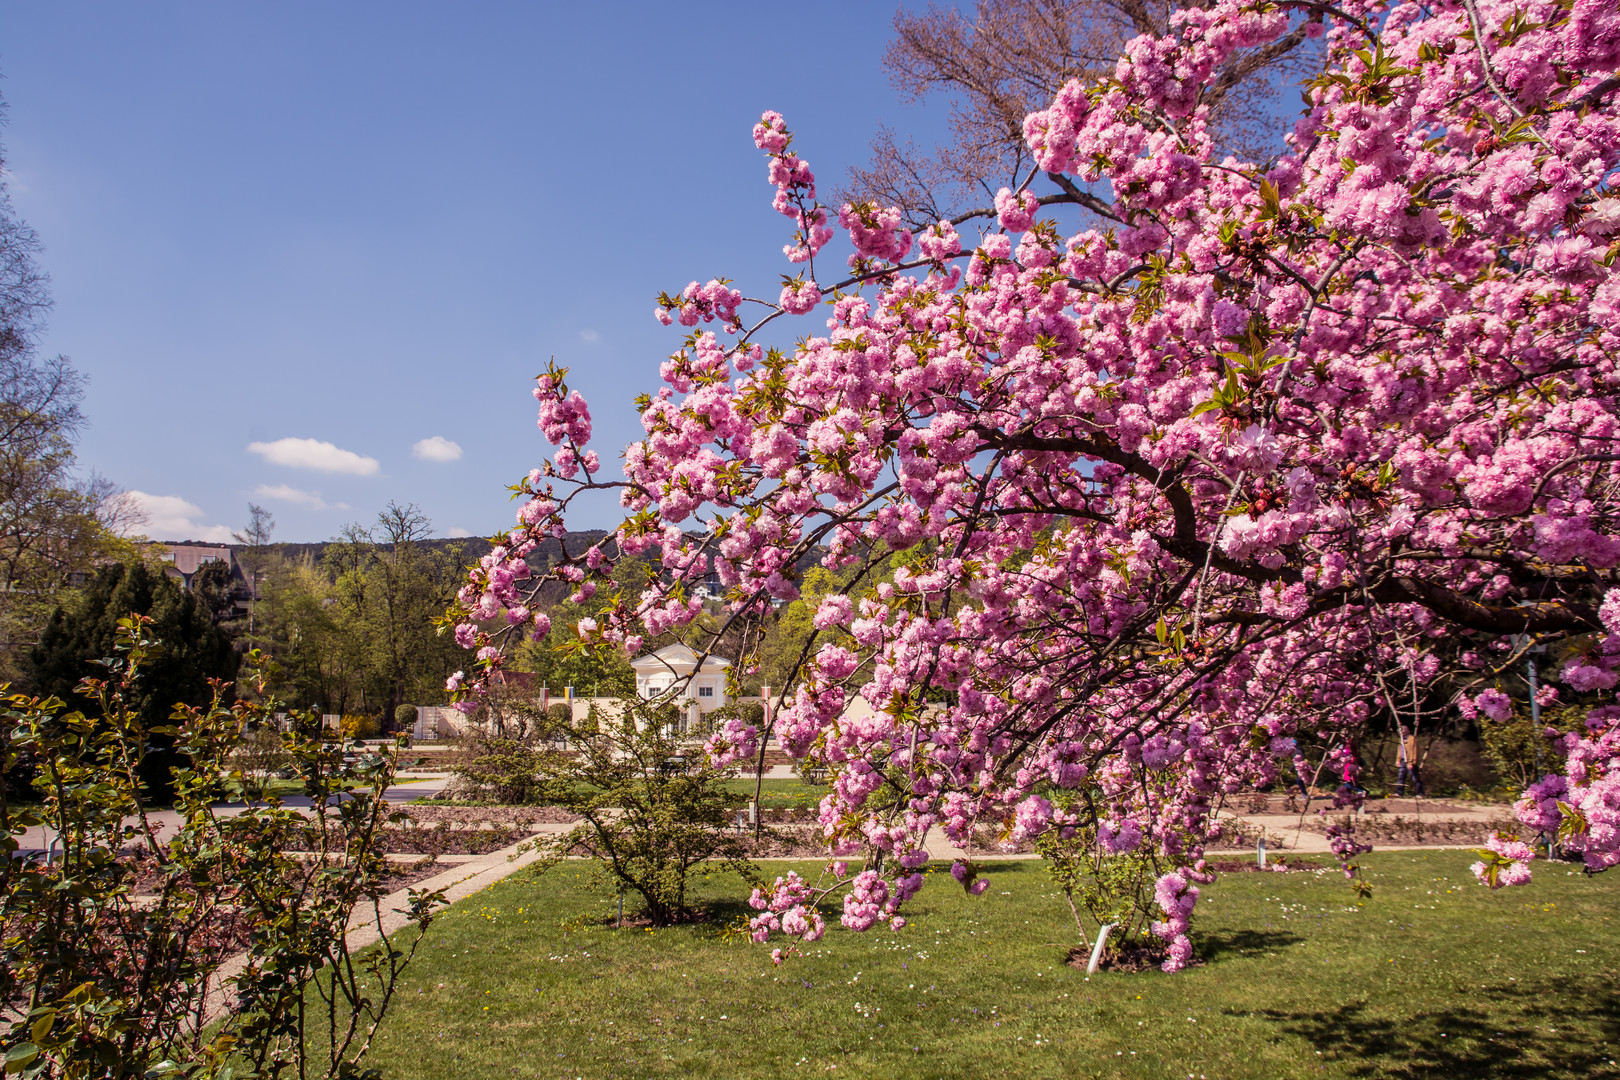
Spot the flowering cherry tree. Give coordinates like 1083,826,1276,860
451,0,1620,968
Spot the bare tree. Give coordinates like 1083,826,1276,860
0,93,135,675
233,503,275,636
844,0,1320,227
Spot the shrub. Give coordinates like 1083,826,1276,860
340,713,380,739
546,701,574,731
230,724,295,798
527,696,754,926
396,702,419,730
1032,790,1203,968
451,739,545,805
0,616,444,1078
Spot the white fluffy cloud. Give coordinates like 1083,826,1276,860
445,526,473,538
247,437,380,475
411,435,462,463
124,491,234,543
253,483,347,511
579,329,601,343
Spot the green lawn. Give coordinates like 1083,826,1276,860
359,853,1618,1079
720,778,829,810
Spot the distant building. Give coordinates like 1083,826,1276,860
152,542,236,591
630,643,730,713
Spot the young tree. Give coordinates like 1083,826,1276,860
453,0,1620,965
234,501,275,636
0,94,134,678
524,689,755,927
1,619,443,1078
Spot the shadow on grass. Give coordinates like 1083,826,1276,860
1255,977,1620,1078
702,895,758,925
1195,927,1304,963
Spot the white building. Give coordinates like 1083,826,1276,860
630,643,730,713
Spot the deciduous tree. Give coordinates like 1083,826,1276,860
454,0,1620,965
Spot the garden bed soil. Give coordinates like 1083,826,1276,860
381,856,458,890
743,825,831,858
1301,812,1516,845
1225,792,1498,815
1202,856,1325,873
1063,941,1194,973
399,804,579,827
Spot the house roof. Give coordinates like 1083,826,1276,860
628,643,731,674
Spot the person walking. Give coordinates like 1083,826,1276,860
1395,731,1423,798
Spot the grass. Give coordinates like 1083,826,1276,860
719,778,829,810
352,852,1619,1079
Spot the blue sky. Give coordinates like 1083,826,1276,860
2,2,954,542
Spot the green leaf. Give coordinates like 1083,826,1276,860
4,1045,39,1072
1257,178,1281,219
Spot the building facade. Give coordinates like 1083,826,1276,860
629,643,730,713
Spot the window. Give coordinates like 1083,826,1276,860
698,686,714,698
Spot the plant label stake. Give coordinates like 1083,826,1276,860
617,888,624,929
1086,922,1116,975
1257,837,1267,868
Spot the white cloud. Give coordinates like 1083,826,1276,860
247,437,380,475
124,491,234,543
446,527,473,538
253,483,330,510
579,329,601,344
411,435,462,463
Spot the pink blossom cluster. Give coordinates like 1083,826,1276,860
1152,870,1200,972
1323,816,1373,879
654,278,744,331
748,871,826,943
1497,708,1620,877
754,110,832,265
838,201,913,265
1471,833,1537,889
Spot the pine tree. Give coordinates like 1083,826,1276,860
27,562,238,803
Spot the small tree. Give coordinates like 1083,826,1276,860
1033,797,1203,969
528,693,754,926
230,723,294,799
233,502,275,638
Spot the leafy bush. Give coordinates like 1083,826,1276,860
1032,792,1200,967
527,695,754,925
451,739,546,805
340,713,380,739
395,703,418,730
231,723,295,798
0,615,445,1079
546,702,574,731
